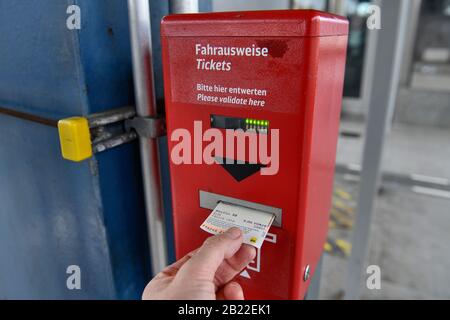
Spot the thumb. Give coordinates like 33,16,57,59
177,228,243,282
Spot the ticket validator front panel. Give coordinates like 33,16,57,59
161,10,348,299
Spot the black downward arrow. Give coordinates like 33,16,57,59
215,157,266,182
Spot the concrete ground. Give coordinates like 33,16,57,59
336,120,450,178
319,120,450,300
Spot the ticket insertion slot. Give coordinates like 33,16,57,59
199,190,282,227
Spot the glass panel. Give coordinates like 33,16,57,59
294,0,373,99
415,0,450,62
411,0,450,92
291,0,327,10
342,0,372,98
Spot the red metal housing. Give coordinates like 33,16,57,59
161,10,348,299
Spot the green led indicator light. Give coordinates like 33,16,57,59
243,119,271,127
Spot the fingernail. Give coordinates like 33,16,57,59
225,227,242,239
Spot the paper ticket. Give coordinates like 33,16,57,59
200,202,275,249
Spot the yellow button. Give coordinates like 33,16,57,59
58,117,92,162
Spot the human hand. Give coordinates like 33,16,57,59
142,227,256,300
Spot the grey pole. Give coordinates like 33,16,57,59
328,0,347,15
128,0,168,275
170,0,199,13
306,255,323,300
344,0,410,299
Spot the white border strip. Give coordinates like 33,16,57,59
412,186,450,199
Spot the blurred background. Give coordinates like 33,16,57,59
0,0,449,299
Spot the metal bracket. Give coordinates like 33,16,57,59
58,106,167,160
88,106,136,128
125,116,166,139
92,132,138,154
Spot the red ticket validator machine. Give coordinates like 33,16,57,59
161,10,348,299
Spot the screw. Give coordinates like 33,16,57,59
303,265,311,282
